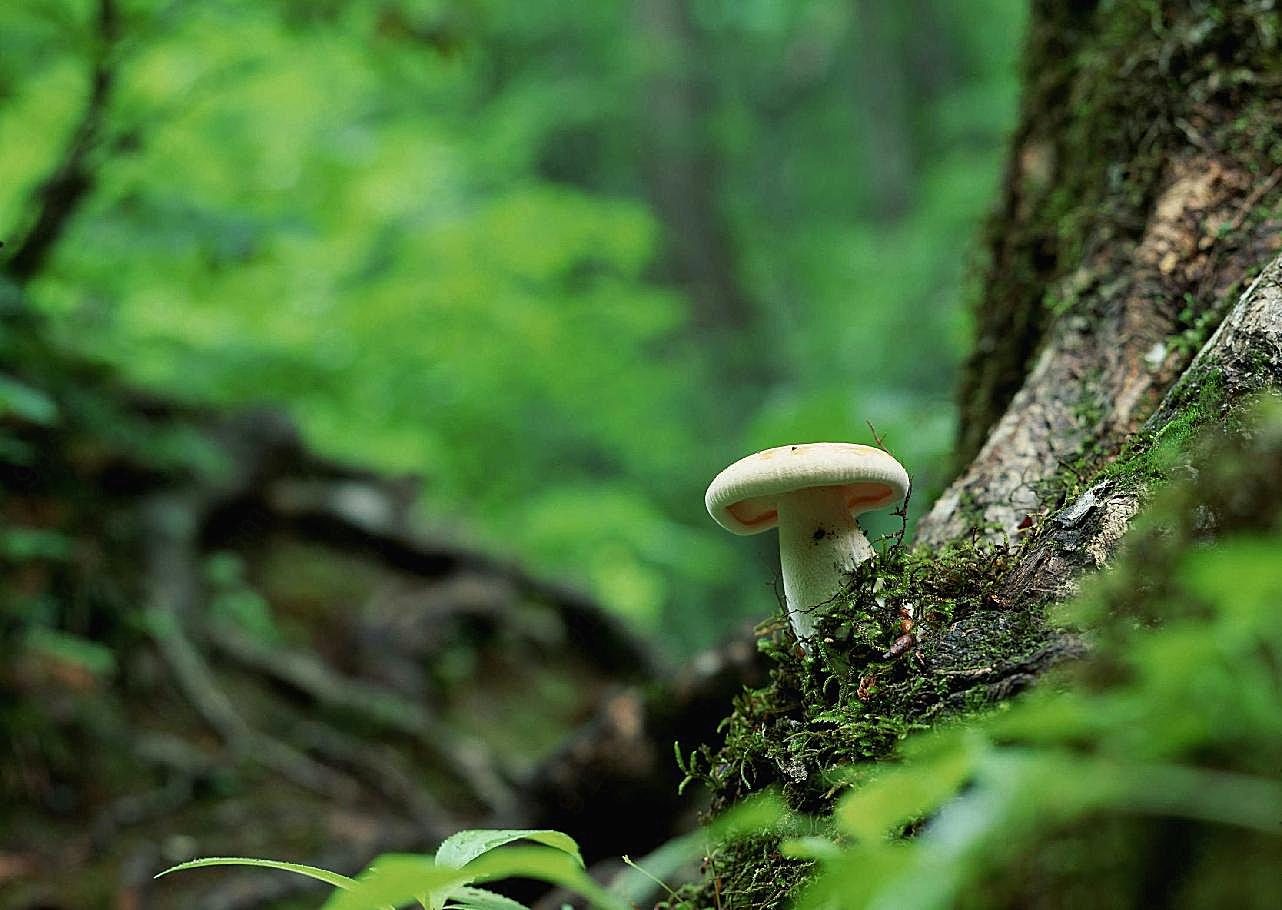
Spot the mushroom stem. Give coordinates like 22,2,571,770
777,485,874,642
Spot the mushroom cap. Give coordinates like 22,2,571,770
705,443,909,535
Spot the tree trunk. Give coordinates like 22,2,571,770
922,0,1282,544
850,0,915,220
676,1,1282,902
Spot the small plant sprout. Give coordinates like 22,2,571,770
156,827,628,910
705,443,909,643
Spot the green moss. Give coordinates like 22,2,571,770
1097,367,1229,486
680,536,1026,820
658,834,811,910
667,534,1037,909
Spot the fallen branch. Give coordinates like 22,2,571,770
289,719,458,838
253,474,656,679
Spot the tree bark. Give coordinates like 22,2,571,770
634,0,756,334
920,158,1280,545
924,0,1282,544
880,4,1282,729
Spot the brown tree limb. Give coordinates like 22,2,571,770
236,471,657,680
141,493,364,800
4,0,121,285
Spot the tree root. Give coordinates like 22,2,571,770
924,251,1282,708
142,493,362,800
208,622,517,819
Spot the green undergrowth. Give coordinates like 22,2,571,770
687,832,812,910
158,828,622,910
1,302,222,793
665,393,1282,909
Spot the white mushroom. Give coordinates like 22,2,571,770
705,443,910,643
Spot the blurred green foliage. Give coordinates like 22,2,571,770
1,0,1026,651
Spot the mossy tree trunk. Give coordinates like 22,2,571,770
683,2,1282,904
926,0,1282,543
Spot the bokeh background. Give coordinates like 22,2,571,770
2,0,1027,657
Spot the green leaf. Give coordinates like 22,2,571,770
155,856,358,891
834,736,980,842
792,843,917,910
321,855,461,910
25,627,117,677
460,847,627,910
1,527,72,561
779,836,843,862
443,885,532,910
705,789,790,842
435,830,583,871
0,374,58,426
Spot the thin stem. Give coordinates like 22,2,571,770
776,487,872,641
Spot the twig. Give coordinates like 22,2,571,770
865,420,888,451
5,0,121,284
290,719,458,839
1223,164,1282,237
